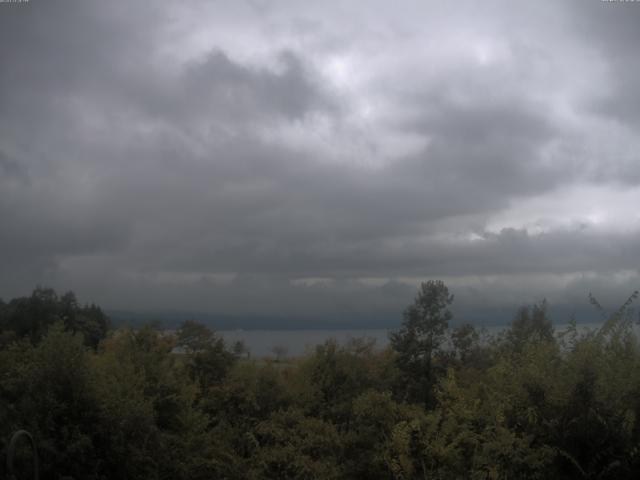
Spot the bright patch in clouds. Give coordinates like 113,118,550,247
487,185,640,235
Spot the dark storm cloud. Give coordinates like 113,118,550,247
180,49,334,121
1,0,639,322
0,0,332,268
0,150,27,180
572,1,640,127
401,96,560,199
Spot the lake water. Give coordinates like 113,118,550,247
219,322,618,358
219,329,392,357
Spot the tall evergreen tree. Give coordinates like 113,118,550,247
390,280,454,407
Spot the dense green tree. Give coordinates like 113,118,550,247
385,369,555,479
250,408,343,480
506,299,554,350
0,287,108,348
294,338,392,424
0,324,102,479
451,323,480,362
3,286,640,479
176,320,237,393
0,287,61,343
390,280,454,406
345,390,419,478
176,319,216,353
93,325,219,480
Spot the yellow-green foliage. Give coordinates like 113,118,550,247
3,289,640,479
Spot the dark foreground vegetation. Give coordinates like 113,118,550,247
1,283,640,479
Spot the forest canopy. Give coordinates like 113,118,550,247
1,284,640,479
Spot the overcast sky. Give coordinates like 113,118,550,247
1,0,639,325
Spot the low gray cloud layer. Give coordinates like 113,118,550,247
1,0,639,325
